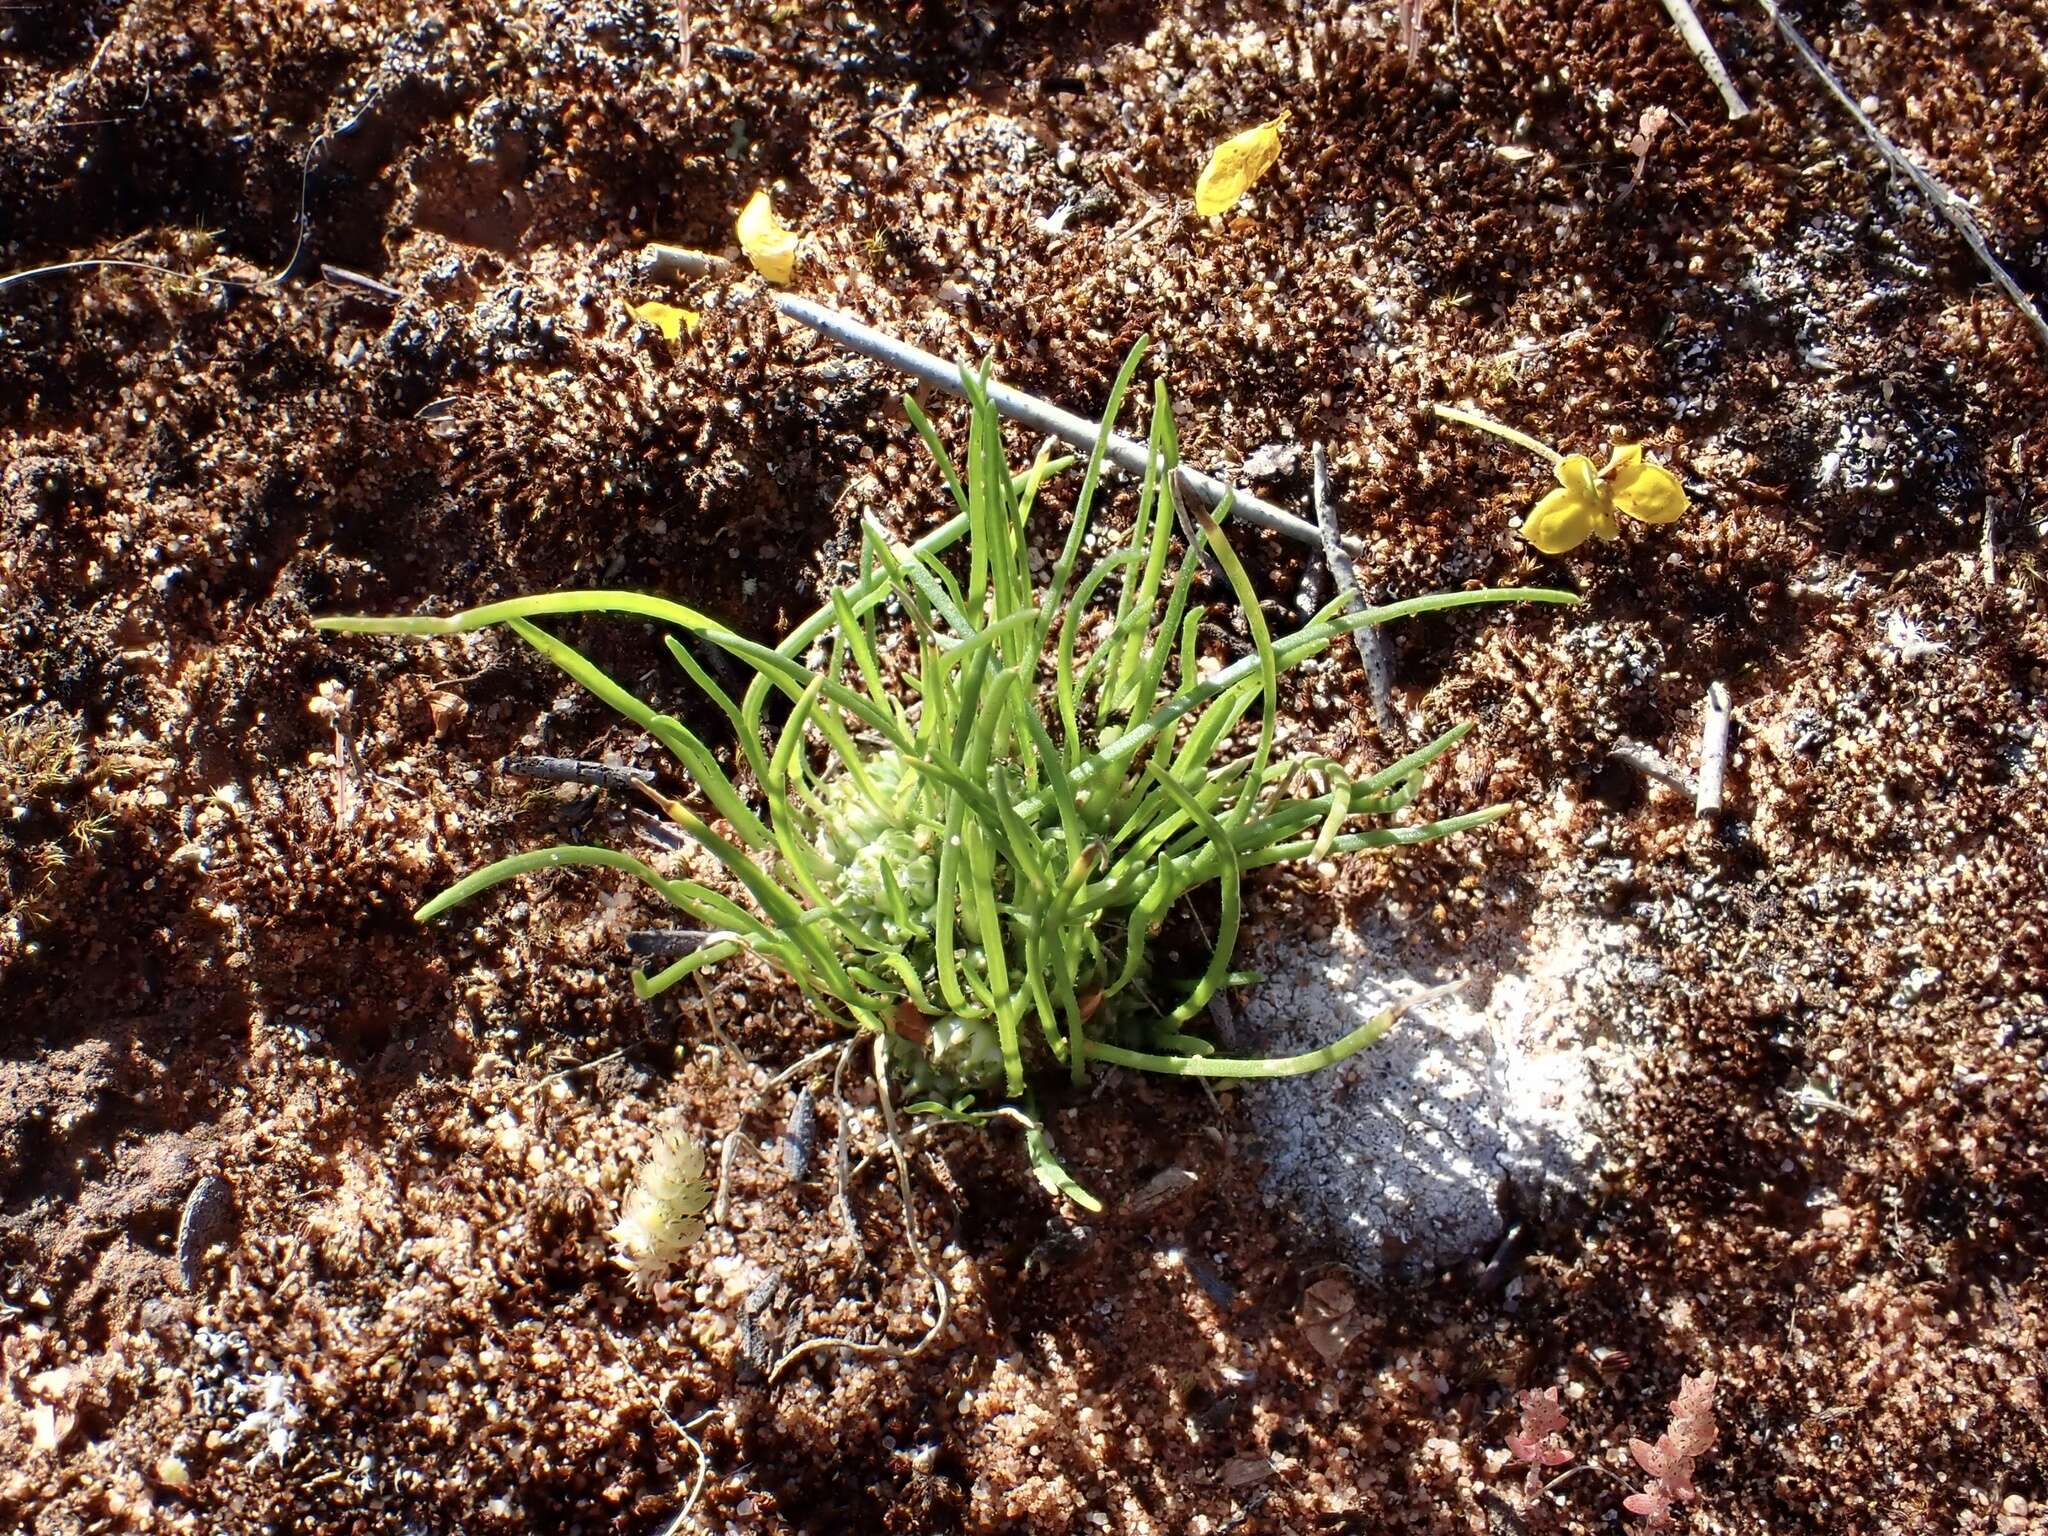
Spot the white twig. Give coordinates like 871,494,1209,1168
605,1334,718,1535
1696,682,1732,818
1611,736,1699,798
1758,0,2048,355
1400,0,1428,60
3,91,376,295
828,1038,864,1257
1311,442,1402,746
1982,492,2000,591
640,255,1361,550
644,243,732,279
711,1131,756,1226
772,292,1335,550
319,263,402,301
1658,0,1751,121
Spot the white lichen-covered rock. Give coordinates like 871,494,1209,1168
1231,908,1631,1276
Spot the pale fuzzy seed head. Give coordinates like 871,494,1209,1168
608,1129,711,1296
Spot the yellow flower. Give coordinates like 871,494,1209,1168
1605,443,1688,525
1521,454,1617,555
735,189,800,283
1517,444,1689,554
1194,114,1287,217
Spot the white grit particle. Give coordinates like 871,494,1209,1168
1231,907,1631,1276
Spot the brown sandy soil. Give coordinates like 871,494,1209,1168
3,1,2046,1532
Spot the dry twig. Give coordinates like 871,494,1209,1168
501,754,656,792
641,253,1361,550
1696,682,1732,817
1610,736,1699,798
775,293,1327,546
1657,0,1751,120
711,1040,843,1221
1758,0,2048,354
2,93,380,295
644,243,731,280
605,1335,718,1535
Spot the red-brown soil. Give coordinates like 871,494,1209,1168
3,2,2045,1533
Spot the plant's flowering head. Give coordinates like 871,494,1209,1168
887,1002,1010,1100
927,1009,1007,1093
1521,443,1689,555
814,749,941,948
608,1129,711,1297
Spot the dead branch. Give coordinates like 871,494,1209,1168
1658,0,1752,120
1758,0,2048,354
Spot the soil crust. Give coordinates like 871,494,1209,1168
3,2,2045,1533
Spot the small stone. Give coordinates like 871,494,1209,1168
177,1175,235,1291
783,1086,817,1180
426,691,469,737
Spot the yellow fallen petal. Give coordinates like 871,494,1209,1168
1194,115,1287,217
736,189,800,284
1520,484,1603,554
1608,446,1689,525
1554,452,1603,502
628,301,701,343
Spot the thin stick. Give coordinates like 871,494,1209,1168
320,263,401,301
1758,0,2048,354
625,928,722,962
1696,682,1732,818
711,1131,756,1225
675,0,695,123
639,257,1356,550
771,292,1332,550
711,1039,844,1221
1400,0,1428,59
530,1047,626,1103
1312,442,1402,747
1610,736,1699,798
0,256,248,295
1982,489,2001,591
2,93,377,296
828,1039,864,1256
690,970,744,1070
654,1411,715,1536
500,753,656,792
645,243,732,280
846,1119,942,1184
604,1333,718,1535
1657,0,1751,121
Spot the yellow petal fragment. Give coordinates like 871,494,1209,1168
1194,115,1288,217
1520,483,1604,554
736,189,800,283
1555,452,1602,502
1606,444,1689,525
628,300,701,343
